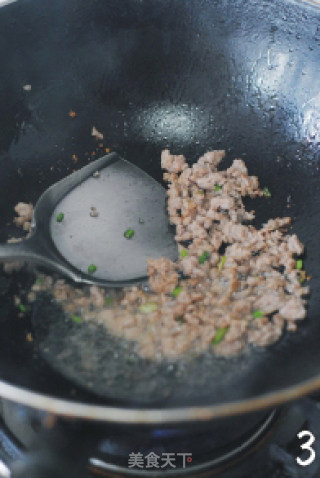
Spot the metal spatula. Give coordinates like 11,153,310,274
0,153,177,286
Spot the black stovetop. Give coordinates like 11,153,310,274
0,395,320,477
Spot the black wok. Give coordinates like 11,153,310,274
0,0,320,427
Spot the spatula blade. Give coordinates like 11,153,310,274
50,158,177,282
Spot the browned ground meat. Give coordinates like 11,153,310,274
3,203,33,273
147,258,179,294
10,150,309,360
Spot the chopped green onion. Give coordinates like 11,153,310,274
218,255,226,271
176,316,184,324
72,315,82,323
105,297,114,306
296,259,303,270
56,212,64,223
214,184,222,191
212,327,229,345
88,264,97,274
35,277,43,285
197,189,205,194
124,229,135,239
199,251,210,264
19,304,27,313
180,249,189,257
138,302,158,314
172,285,183,297
253,309,264,319
263,187,271,198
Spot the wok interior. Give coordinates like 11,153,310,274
0,0,319,408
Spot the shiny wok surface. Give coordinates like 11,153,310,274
0,0,319,422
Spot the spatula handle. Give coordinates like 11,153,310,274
0,236,82,282
0,237,40,261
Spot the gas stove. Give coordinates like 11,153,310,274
0,395,319,477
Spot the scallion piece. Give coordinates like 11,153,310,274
180,249,188,257
105,297,114,306
214,184,222,191
124,229,135,239
199,251,210,264
212,327,229,345
296,259,303,270
72,315,82,323
253,309,264,319
19,304,27,313
138,302,158,314
56,212,64,223
218,255,226,271
88,264,97,274
172,285,182,297
263,187,271,198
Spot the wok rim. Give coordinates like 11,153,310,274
0,375,319,424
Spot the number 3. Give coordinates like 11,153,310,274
297,430,316,466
